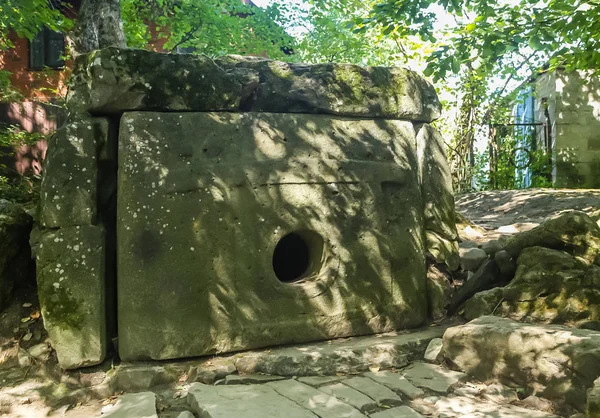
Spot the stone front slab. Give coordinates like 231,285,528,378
34,225,106,369
266,379,365,418
187,382,318,418
102,392,157,418
318,382,379,413
117,111,427,360
365,371,424,399
70,47,441,121
443,316,600,410
40,117,109,228
234,326,446,376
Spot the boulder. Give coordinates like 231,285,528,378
462,287,503,321
426,262,453,320
459,247,488,271
588,378,600,418
493,249,516,277
443,316,600,410
447,259,506,314
0,199,33,310
503,211,600,265
69,48,441,122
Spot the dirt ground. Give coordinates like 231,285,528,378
1,188,599,417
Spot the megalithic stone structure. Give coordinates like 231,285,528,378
33,48,459,369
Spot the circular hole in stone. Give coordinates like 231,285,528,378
272,230,324,283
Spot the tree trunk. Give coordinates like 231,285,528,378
73,0,126,54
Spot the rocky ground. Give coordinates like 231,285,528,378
1,189,600,417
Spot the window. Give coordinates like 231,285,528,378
29,27,65,70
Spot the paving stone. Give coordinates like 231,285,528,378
102,392,157,418
433,396,560,418
370,406,424,417
365,371,424,399
187,382,316,418
219,374,286,385
298,376,347,386
266,379,365,418
235,327,446,376
343,376,403,407
318,382,378,413
401,362,466,393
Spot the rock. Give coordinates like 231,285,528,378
70,48,441,122
0,199,33,310
27,343,50,359
480,382,519,404
433,396,559,418
343,376,403,406
447,260,506,315
34,225,106,369
401,362,466,393
443,316,600,410
503,211,600,265
233,326,445,376
102,392,157,418
117,112,428,361
455,212,487,241
514,396,556,413
220,374,286,385
108,364,178,392
176,412,195,418
493,250,516,277
417,124,460,270
17,347,31,368
318,382,378,413
187,382,323,418
500,247,600,323
462,287,504,320
188,362,236,385
364,370,425,399
265,379,365,417
588,379,600,418
482,240,503,255
39,117,109,228
370,406,424,417
426,263,453,320
424,338,444,363
460,248,488,271
298,376,347,386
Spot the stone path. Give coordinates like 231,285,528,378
100,361,562,418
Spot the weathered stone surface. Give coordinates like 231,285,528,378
424,338,444,363
498,247,600,323
493,249,516,277
0,199,33,310
266,379,365,417
343,376,403,406
460,248,488,272
443,316,600,409
433,396,559,418
370,406,424,417
187,382,317,418
401,362,466,393
220,374,286,385
34,225,106,369
40,117,109,228
188,361,237,385
234,327,445,376
318,382,378,413
102,392,157,418
588,379,600,418
417,124,459,270
462,287,504,321
176,412,195,418
107,364,178,392
70,48,441,121
117,111,428,361
426,262,452,320
503,211,600,265
298,376,347,386
365,371,424,399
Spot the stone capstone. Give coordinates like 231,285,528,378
0,199,33,310
32,225,106,369
69,48,441,122
443,316,600,410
